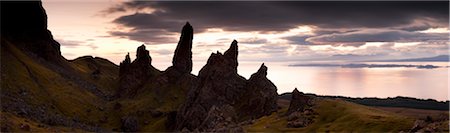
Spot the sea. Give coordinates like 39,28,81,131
155,61,449,101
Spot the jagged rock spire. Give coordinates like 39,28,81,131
124,53,131,64
172,22,193,74
136,44,151,63
256,63,268,77
117,44,155,97
224,40,238,70
119,52,131,75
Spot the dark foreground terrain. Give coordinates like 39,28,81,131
1,1,448,132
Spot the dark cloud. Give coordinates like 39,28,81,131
107,1,448,31
284,35,313,45
104,1,449,45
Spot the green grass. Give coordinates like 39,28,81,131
245,98,415,132
1,41,109,130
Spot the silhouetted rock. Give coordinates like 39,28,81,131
119,53,131,75
172,22,193,74
117,45,158,97
237,63,278,120
1,1,62,63
175,40,278,131
176,41,247,131
224,40,239,73
160,23,195,84
287,88,312,114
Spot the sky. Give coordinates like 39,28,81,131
42,1,449,73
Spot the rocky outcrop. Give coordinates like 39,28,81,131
117,45,158,97
285,88,315,128
237,63,278,120
287,88,312,114
172,22,193,74
175,40,247,131
175,40,278,131
1,1,62,63
160,23,196,84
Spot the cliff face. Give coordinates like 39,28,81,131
1,1,62,63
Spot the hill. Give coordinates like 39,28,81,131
279,93,449,110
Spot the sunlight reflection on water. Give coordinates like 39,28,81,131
239,62,448,101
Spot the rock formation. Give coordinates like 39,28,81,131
172,22,193,74
159,23,196,85
285,88,315,128
1,1,62,63
287,88,312,114
237,63,278,120
175,40,247,131
117,45,158,97
175,40,278,132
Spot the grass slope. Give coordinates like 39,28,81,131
1,40,110,131
245,98,415,132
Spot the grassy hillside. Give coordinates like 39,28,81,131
245,98,415,132
1,40,110,131
280,93,449,110
70,56,119,97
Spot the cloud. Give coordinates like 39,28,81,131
109,29,178,44
103,1,448,46
106,1,448,31
101,1,449,61
284,35,314,45
305,29,448,46
239,38,267,44
56,39,84,47
56,39,99,50
152,49,173,55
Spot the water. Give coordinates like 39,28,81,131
238,61,448,101
154,61,448,101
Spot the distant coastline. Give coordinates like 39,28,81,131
288,63,443,69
